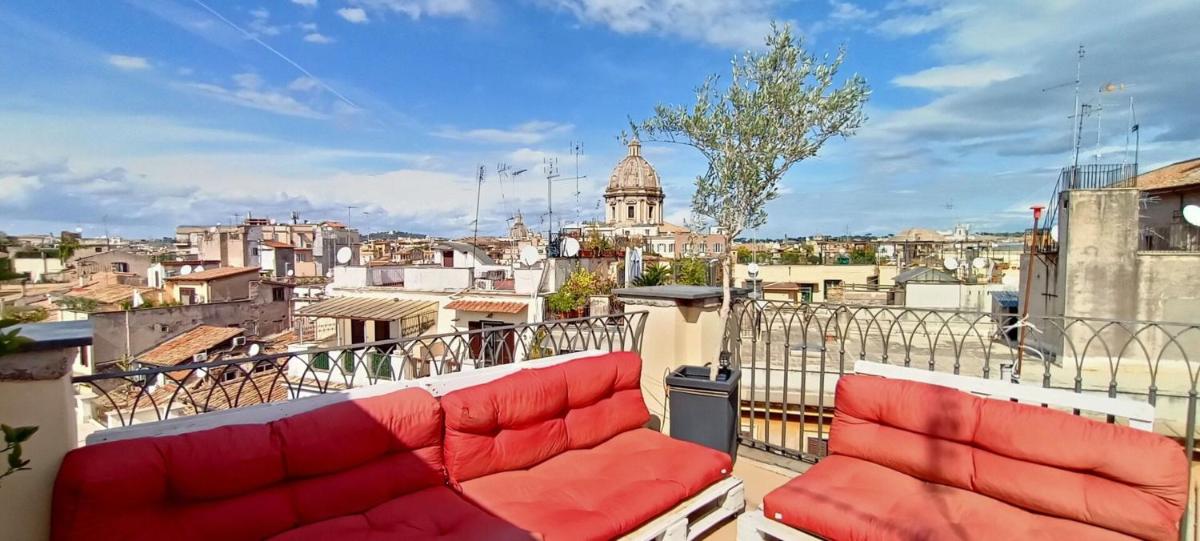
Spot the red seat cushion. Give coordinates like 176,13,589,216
53,388,448,541
764,456,1136,541
268,486,534,541
441,351,650,483
460,428,732,541
762,375,1189,541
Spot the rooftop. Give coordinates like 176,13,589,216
296,296,437,321
165,266,261,282
1137,157,1200,192
136,325,244,366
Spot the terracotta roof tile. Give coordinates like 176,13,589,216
137,325,244,367
262,240,294,249
1137,157,1200,191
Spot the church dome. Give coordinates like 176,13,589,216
607,138,661,191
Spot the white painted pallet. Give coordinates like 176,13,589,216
622,476,745,541
736,509,821,541
853,360,1156,431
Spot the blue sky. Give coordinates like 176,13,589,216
2,0,1197,239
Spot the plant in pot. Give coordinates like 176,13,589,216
631,22,867,456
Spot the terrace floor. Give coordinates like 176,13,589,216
702,447,811,540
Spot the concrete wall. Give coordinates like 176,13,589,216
1060,189,1141,321
74,250,153,284
905,282,1005,311
89,298,289,365
12,256,65,283
404,267,471,291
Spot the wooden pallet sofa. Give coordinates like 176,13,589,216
52,351,744,541
739,361,1189,541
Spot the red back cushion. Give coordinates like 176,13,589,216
830,375,1188,541
52,387,445,541
442,351,650,482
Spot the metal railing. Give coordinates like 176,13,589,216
725,300,1200,464
1061,163,1138,190
1143,223,1200,252
75,311,646,427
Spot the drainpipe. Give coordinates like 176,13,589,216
1016,205,1045,382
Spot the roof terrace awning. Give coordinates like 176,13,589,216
444,300,527,314
296,296,437,321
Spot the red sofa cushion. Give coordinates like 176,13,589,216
764,455,1136,541
441,351,650,482
461,428,732,541
268,486,534,541
766,375,1188,540
52,388,449,541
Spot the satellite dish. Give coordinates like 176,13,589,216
747,262,760,276
971,257,987,269
335,246,353,265
286,269,295,277
519,246,541,266
1183,205,1200,226
561,237,580,257
269,218,277,225
943,256,959,271
194,265,205,273
209,226,218,233
247,344,261,357
325,270,334,278
179,265,193,276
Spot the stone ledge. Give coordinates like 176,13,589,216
0,349,72,381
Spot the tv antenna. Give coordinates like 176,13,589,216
1041,45,1086,168
471,165,485,280
544,157,560,243
569,141,586,225
345,206,358,228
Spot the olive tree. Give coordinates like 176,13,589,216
632,23,869,361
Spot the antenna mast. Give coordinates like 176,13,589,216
570,141,583,225
1071,44,1085,169
544,158,559,245
472,165,485,282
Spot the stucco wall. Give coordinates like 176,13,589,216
1060,189,1141,321
732,264,881,302
12,257,65,283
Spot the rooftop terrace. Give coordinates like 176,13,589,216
2,288,1198,539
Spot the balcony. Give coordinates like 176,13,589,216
2,292,1198,540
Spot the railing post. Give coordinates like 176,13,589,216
0,347,79,541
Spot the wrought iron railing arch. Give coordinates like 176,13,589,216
75,311,647,428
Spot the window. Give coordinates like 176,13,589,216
179,287,197,305
648,205,655,220
271,287,286,302
627,205,635,219
370,353,392,379
312,352,331,370
714,243,723,253
111,262,129,273
252,247,260,256
94,247,102,253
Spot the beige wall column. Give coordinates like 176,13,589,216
0,347,79,541
615,286,732,432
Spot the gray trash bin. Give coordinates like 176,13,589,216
666,364,741,458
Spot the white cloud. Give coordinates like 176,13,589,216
433,121,574,145
829,0,873,22
179,73,326,119
303,32,335,44
247,7,282,36
288,76,319,92
0,174,42,206
337,7,369,23
291,0,318,6
892,62,1019,90
540,0,783,48
107,54,150,71
299,22,319,32
349,0,481,20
